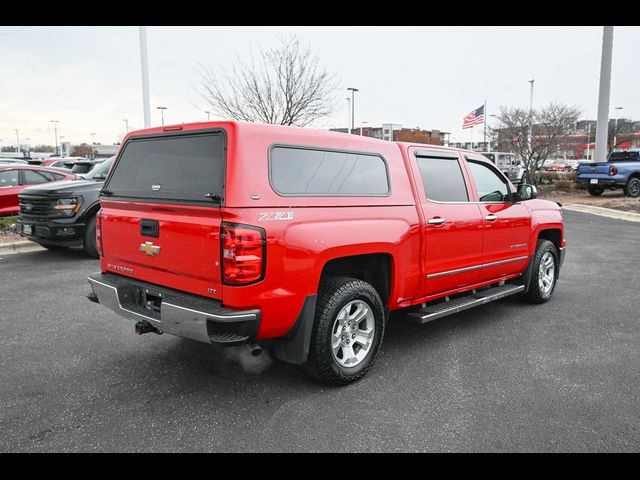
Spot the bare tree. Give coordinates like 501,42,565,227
492,103,581,184
198,36,339,127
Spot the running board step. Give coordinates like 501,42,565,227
409,284,525,324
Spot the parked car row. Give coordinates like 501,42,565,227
17,156,115,257
0,165,76,216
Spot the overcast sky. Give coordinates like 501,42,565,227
1,26,638,148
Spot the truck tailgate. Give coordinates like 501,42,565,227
99,129,226,300
100,200,223,299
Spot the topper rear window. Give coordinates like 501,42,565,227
104,132,224,202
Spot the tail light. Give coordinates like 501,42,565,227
221,223,266,285
609,165,618,176
96,210,103,257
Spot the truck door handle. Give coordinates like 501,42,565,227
428,217,446,225
484,214,499,222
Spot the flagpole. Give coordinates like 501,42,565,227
483,99,487,151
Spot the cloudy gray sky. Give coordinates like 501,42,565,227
1,26,638,148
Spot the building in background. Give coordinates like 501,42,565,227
330,124,448,145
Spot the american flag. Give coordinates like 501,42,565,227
462,105,485,129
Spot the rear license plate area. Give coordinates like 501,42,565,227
133,286,163,314
590,179,598,184
22,224,32,235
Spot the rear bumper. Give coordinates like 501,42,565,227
87,272,260,346
576,177,623,186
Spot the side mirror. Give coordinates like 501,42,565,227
516,183,537,201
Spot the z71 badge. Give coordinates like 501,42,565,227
258,211,294,222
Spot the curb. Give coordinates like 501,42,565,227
563,204,640,223
0,240,45,256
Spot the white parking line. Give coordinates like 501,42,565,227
563,204,640,223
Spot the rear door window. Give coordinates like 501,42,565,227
105,132,225,202
416,155,468,202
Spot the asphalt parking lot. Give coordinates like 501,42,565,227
1,210,639,452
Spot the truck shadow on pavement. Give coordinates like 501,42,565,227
98,296,527,395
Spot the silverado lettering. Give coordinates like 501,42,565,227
87,121,566,385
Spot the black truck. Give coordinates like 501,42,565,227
18,157,114,257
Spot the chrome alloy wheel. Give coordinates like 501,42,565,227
331,300,375,368
538,251,555,296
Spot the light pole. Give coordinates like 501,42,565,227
526,79,535,152
157,106,167,126
345,97,350,133
347,87,358,133
585,123,592,161
613,106,623,149
51,120,60,156
14,129,20,155
489,114,499,151
595,26,614,164
123,119,129,133
205,111,211,121
139,26,151,128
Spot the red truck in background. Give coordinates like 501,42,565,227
87,121,566,385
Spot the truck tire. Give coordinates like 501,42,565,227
623,177,640,198
587,185,604,196
522,240,558,304
83,215,99,258
305,277,385,386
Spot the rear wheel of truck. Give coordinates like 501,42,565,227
587,185,604,196
305,277,385,386
623,177,640,198
522,240,558,304
83,215,99,258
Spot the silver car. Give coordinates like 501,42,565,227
480,152,527,184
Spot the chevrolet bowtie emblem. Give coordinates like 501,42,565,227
139,242,161,256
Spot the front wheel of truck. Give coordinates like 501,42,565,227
522,240,558,304
305,277,385,386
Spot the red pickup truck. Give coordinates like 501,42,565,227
87,121,566,385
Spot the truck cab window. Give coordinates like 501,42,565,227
416,156,468,202
468,161,510,202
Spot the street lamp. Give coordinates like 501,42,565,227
51,120,60,156
526,79,534,151
613,106,623,149
14,129,20,155
204,111,211,121
345,97,351,133
90,133,96,159
347,87,358,133
123,119,129,133
157,106,167,125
